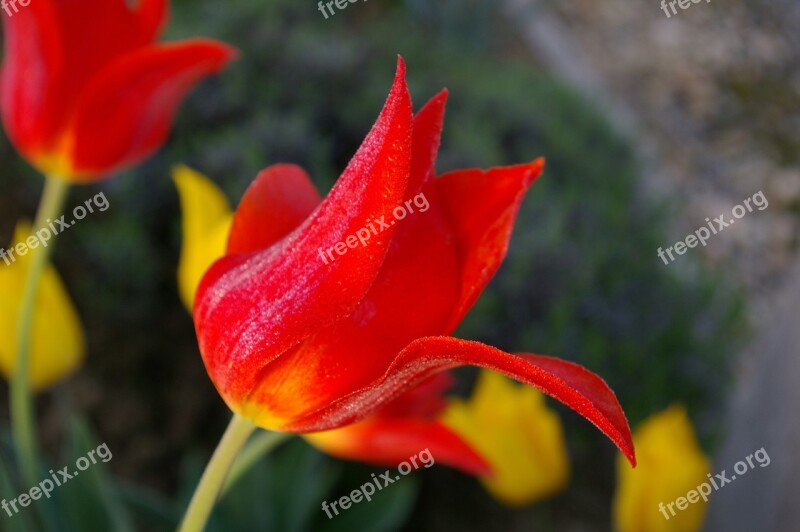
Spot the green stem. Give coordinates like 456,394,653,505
11,176,70,487
221,430,292,495
179,414,256,532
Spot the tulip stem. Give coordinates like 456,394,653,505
11,175,70,488
179,414,256,532
221,430,292,495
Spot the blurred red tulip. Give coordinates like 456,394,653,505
0,0,236,182
194,58,635,466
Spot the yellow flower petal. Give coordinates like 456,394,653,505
173,165,234,310
0,222,85,391
613,406,711,532
441,370,570,506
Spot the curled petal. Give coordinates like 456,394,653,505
281,337,635,467
305,372,490,475
374,373,455,420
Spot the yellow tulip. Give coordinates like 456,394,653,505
173,165,234,310
441,370,570,506
0,222,85,391
613,406,711,532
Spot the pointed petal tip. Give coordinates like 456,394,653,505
625,447,637,468
174,38,240,69
525,157,546,183
431,88,449,104
395,55,407,77
390,57,410,101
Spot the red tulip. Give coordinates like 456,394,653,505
194,59,635,466
1,0,235,182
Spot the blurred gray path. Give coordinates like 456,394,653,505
504,2,800,530
705,258,800,531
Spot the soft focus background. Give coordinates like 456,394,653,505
1,0,797,530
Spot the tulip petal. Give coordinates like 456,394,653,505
408,90,448,194
613,406,709,532
234,161,545,426
63,40,236,179
0,223,85,391
0,0,64,160
305,417,491,476
374,373,455,420
173,165,234,310
195,59,413,407
436,160,544,331
1,0,167,161
233,160,543,425
227,164,321,255
236,204,461,426
51,0,158,63
442,371,570,506
281,337,635,467
305,372,490,475
135,0,170,42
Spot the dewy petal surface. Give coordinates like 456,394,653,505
194,59,413,410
